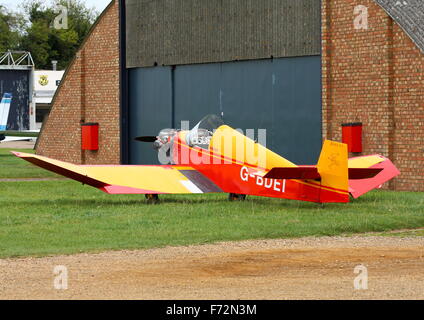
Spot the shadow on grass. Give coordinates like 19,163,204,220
1,195,349,211
2,197,231,208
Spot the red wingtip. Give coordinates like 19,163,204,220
10,151,31,158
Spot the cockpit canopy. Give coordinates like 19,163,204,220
150,115,225,164
185,114,225,150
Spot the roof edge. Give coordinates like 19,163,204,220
374,0,424,54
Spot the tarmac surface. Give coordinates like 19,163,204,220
1,236,423,300
0,140,36,149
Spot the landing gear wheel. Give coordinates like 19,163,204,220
228,193,247,201
145,194,159,204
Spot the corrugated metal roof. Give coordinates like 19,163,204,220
126,0,321,68
374,0,424,53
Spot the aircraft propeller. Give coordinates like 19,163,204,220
134,136,157,142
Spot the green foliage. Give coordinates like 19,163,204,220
0,6,24,52
2,0,99,70
21,19,51,67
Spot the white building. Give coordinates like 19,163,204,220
34,70,64,129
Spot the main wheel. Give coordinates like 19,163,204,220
228,193,247,201
145,194,159,203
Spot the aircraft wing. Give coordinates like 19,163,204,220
11,152,222,195
347,155,400,198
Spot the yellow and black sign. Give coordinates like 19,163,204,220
38,75,49,86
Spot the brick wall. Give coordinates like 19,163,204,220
392,23,424,191
36,0,120,165
322,0,424,191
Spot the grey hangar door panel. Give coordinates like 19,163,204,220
128,56,321,165
128,67,172,165
174,64,222,127
271,56,322,164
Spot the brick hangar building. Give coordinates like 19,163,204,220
36,0,424,192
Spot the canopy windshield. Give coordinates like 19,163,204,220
185,114,225,149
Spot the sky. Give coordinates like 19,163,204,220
0,0,112,14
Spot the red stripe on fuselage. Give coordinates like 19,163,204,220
173,138,348,203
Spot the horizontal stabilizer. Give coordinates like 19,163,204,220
349,155,400,198
264,167,383,180
348,168,383,179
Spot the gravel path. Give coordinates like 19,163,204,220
1,236,423,300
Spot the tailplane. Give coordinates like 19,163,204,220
348,155,400,198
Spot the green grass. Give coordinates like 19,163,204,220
0,179,423,258
372,229,424,237
3,131,39,138
0,148,423,258
0,149,59,179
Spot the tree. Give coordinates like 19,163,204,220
19,0,98,70
0,6,24,52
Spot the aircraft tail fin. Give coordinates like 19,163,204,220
0,93,12,132
317,140,349,202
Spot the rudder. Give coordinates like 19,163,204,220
317,140,349,202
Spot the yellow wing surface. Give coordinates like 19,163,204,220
348,155,385,168
12,152,222,194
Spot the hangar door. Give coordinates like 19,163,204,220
128,56,322,165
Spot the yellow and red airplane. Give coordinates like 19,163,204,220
13,115,399,203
